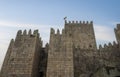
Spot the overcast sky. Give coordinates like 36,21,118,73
0,0,120,69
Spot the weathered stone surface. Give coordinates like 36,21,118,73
0,21,120,77
0,30,43,77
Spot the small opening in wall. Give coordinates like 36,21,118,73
69,33,72,37
40,72,43,77
10,58,14,61
30,35,35,37
89,44,92,48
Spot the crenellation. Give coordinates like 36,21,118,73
72,20,75,23
1,20,120,77
1,29,43,77
108,42,112,47
79,21,82,24
114,28,117,32
103,44,108,49
76,21,78,23
98,41,119,52
7,38,15,50
33,30,38,35
39,37,43,47
11,39,14,44
99,44,102,49
17,30,22,36
90,21,93,24
28,29,32,35
50,28,55,34
69,21,71,24
45,43,49,48
16,29,41,37
117,24,120,29
86,21,89,24
65,20,67,24
65,20,93,25
34,30,40,37
51,29,62,36
113,41,117,45
23,29,27,35
83,21,85,24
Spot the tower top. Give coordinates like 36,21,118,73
65,20,93,25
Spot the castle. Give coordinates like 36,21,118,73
0,20,120,77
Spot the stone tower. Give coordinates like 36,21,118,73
1,20,120,77
64,20,97,49
46,20,97,77
0,30,42,77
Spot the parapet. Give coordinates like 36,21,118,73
65,20,93,25
50,28,55,34
16,29,39,37
11,39,14,43
50,28,62,35
117,24,120,29
114,24,120,31
23,29,27,35
98,41,118,51
7,39,15,49
28,29,32,35
33,30,39,35
10,39,14,46
17,30,22,36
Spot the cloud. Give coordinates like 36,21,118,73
94,24,116,45
111,21,120,25
0,20,37,28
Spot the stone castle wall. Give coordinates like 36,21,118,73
0,30,42,77
65,21,97,50
46,21,97,77
46,27,74,77
0,20,120,77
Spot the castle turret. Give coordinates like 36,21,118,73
65,20,96,50
1,20,120,77
28,29,32,35
0,29,43,77
47,20,97,77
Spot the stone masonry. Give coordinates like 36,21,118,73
0,20,120,77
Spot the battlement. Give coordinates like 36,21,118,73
114,24,120,43
116,24,120,29
17,29,39,36
65,20,93,25
1,20,120,77
114,24,120,32
99,41,118,51
50,28,61,35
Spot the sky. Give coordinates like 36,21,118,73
0,0,120,69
